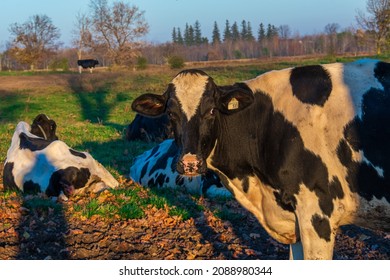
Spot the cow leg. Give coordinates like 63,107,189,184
78,66,82,74
295,212,336,259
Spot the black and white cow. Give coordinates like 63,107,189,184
3,114,118,198
130,139,231,198
77,59,99,73
132,59,390,259
126,113,173,143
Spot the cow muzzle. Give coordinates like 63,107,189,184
178,153,204,177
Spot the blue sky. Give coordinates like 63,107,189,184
0,0,368,49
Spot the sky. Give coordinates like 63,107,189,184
0,0,369,49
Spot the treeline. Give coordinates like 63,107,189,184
0,0,388,71
142,20,379,64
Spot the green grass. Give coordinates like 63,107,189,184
2,55,388,221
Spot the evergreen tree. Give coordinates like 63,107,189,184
241,20,248,39
258,23,266,42
246,21,255,41
223,20,232,41
231,21,240,41
172,27,177,43
212,21,221,45
194,20,202,45
177,27,184,44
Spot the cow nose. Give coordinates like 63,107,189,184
180,153,201,176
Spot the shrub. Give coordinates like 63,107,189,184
168,55,185,69
136,56,148,70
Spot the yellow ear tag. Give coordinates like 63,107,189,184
228,97,239,110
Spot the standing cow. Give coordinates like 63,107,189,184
77,59,99,73
131,59,390,259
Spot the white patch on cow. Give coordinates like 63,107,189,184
172,72,209,120
244,60,383,184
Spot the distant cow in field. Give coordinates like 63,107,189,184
126,114,173,143
77,59,99,73
130,139,231,198
131,59,390,259
3,114,118,199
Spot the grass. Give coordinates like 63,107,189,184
1,55,389,221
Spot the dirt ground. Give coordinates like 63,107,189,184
0,171,389,260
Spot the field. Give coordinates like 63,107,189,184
0,56,389,259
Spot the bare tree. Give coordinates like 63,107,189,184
72,12,93,60
356,0,390,54
89,0,149,65
8,14,61,70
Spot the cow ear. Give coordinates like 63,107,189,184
218,83,254,114
131,93,167,117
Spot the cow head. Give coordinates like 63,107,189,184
132,69,254,176
30,114,58,141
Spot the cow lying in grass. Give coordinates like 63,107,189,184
130,139,231,198
3,114,119,199
132,59,390,259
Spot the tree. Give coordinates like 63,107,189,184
356,0,390,54
72,12,93,60
9,14,61,70
324,23,340,55
194,20,202,45
172,27,177,43
231,21,240,41
258,23,266,42
223,20,232,42
89,0,149,65
212,21,221,45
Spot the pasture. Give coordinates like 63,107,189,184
0,56,389,259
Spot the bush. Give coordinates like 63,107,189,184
136,56,148,70
168,55,185,69
49,58,69,71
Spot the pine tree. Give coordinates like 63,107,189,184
194,20,202,45
258,23,266,42
172,27,177,43
241,20,248,40
212,21,221,45
231,21,240,41
177,27,184,44
223,20,232,42
246,21,255,41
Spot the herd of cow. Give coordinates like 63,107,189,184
3,59,389,259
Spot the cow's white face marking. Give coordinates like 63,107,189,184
172,72,208,121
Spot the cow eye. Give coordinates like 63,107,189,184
210,108,215,115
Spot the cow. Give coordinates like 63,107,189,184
126,113,173,143
130,138,231,198
131,59,390,259
3,114,119,199
77,59,99,73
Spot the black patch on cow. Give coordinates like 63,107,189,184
30,114,58,141
19,132,52,151
374,61,390,90
339,82,390,202
290,65,332,106
175,176,185,186
140,161,150,180
311,214,331,241
242,177,249,193
3,162,19,191
23,180,41,194
156,173,167,186
211,92,344,216
200,170,226,194
46,167,91,197
126,114,172,142
149,140,178,175
69,149,87,159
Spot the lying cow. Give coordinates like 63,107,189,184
126,113,173,143
77,59,99,73
131,59,390,259
3,114,118,198
130,139,231,198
